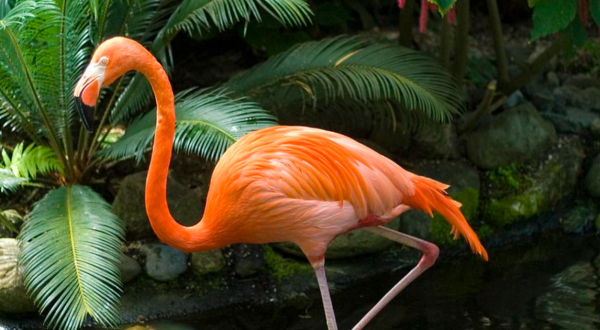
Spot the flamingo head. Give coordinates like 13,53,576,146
74,37,140,133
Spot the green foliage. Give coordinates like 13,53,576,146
488,164,522,190
428,0,457,15
225,36,463,127
1,143,63,180
0,0,302,328
592,0,600,26
19,185,124,330
0,209,21,234
263,245,311,279
103,88,277,162
530,0,576,41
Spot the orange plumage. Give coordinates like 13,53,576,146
75,37,488,330
202,125,488,262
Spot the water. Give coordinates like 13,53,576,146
125,233,600,330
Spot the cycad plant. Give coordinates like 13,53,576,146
0,0,462,329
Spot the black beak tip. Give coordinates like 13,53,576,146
75,96,95,134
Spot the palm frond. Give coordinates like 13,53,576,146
102,88,277,162
161,0,312,37
0,168,26,193
224,36,463,123
0,208,20,234
19,185,124,330
1,142,63,180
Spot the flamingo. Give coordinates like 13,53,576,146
74,37,488,330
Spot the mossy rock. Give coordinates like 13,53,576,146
483,136,584,227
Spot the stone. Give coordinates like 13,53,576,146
552,86,600,113
191,249,227,275
466,103,556,169
591,119,600,138
400,160,481,246
143,243,188,281
409,123,458,160
120,254,142,283
274,218,401,259
563,74,600,89
504,90,525,109
112,171,205,240
542,107,600,134
546,71,560,88
560,203,598,234
484,137,585,227
230,244,265,278
585,155,600,199
0,238,36,313
580,87,600,112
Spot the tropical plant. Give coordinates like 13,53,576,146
0,1,463,329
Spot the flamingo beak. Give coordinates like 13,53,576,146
74,63,105,133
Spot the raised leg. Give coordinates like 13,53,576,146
312,261,338,330
352,226,440,330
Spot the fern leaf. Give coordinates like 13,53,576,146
102,88,277,162
1,142,63,180
0,168,26,194
19,185,124,330
224,36,463,124
161,0,312,37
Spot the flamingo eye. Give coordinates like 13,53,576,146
99,57,109,65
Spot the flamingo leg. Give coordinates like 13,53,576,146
352,225,440,330
313,261,339,330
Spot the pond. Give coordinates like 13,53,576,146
123,233,600,330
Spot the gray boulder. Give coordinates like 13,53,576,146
466,103,556,169
410,123,459,160
563,74,600,90
0,238,36,313
542,107,600,134
585,155,600,199
190,249,227,275
484,137,584,226
112,171,205,240
120,254,142,283
143,243,188,281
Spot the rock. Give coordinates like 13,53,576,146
560,203,598,234
563,74,600,89
466,103,556,169
542,108,600,133
0,238,36,313
409,123,459,160
143,243,188,281
552,86,600,113
585,155,600,198
484,137,584,227
546,71,560,88
274,218,401,259
120,254,142,283
400,160,481,246
591,119,600,138
230,244,265,278
190,249,226,275
112,171,205,240
504,90,525,109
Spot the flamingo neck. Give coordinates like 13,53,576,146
140,51,220,253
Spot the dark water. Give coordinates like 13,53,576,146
126,234,600,330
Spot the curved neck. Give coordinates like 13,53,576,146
139,50,219,253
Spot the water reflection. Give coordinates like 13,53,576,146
122,234,600,330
